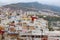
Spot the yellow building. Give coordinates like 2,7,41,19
21,16,31,21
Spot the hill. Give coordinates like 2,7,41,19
2,2,60,12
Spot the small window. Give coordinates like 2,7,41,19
36,26,38,28
17,13,20,15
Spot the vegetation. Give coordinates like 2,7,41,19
4,2,60,12
39,15,60,21
39,15,60,31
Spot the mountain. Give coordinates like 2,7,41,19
2,2,60,12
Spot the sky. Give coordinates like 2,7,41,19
0,0,60,6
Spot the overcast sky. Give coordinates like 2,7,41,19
0,0,60,7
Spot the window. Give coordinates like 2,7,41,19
36,26,38,28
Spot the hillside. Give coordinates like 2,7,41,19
2,2,60,12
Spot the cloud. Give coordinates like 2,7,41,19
38,0,60,6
